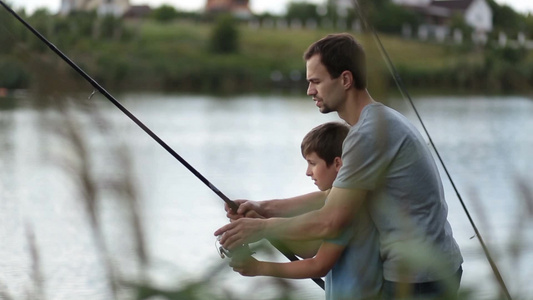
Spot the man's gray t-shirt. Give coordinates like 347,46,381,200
333,102,463,282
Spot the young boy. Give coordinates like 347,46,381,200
228,122,382,300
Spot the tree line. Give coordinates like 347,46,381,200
0,0,532,93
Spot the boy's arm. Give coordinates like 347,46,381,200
227,191,328,219
230,241,344,279
271,239,322,259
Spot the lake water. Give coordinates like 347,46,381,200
1,92,532,300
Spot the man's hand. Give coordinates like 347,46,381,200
214,218,267,250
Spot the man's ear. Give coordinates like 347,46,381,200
341,70,353,89
334,157,343,172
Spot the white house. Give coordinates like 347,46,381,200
393,0,493,35
392,0,492,43
60,0,131,16
431,0,492,33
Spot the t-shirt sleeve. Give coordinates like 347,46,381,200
333,124,389,191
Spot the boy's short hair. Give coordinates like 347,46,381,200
303,33,367,90
301,122,350,166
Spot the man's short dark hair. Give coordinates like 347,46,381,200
303,33,367,90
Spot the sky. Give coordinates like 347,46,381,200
5,0,533,16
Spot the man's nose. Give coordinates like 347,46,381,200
307,83,316,96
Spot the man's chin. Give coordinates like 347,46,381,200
319,107,332,114
315,101,331,114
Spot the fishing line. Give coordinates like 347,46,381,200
349,1,512,299
0,1,325,290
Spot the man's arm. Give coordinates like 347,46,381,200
260,191,329,217
215,187,367,250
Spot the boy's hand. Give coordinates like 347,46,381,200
229,255,261,277
226,200,266,220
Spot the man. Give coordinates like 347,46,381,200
215,33,463,299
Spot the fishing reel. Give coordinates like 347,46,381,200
216,235,254,259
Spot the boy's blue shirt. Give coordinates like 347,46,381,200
324,203,382,300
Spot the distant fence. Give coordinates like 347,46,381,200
402,23,533,49
246,18,533,50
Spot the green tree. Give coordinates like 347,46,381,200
356,0,389,19
524,13,533,38
209,14,239,54
27,9,53,52
349,0,419,32
68,11,98,37
151,4,178,23
0,5,17,54
487,0,525,35
370,2,420,33
286,2,319,22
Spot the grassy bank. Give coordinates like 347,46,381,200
1,18,533,95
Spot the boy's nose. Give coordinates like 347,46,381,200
306,167,312,176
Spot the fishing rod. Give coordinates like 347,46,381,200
349,1,512,299
0,1,324,290
0,0,234,210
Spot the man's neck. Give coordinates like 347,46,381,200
338,89,375,126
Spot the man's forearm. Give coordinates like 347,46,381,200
263,188,367,241
216,187,366,250
262,191,327,218
264,210,337,241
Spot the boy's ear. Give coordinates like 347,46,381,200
334,157,342,172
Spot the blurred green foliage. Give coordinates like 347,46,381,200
286,2,320,23
150,4,179,23
0,2,532,94
0,58,30,87
209,14,239,54
359,0,421,33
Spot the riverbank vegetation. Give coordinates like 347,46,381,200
1,4,532,95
